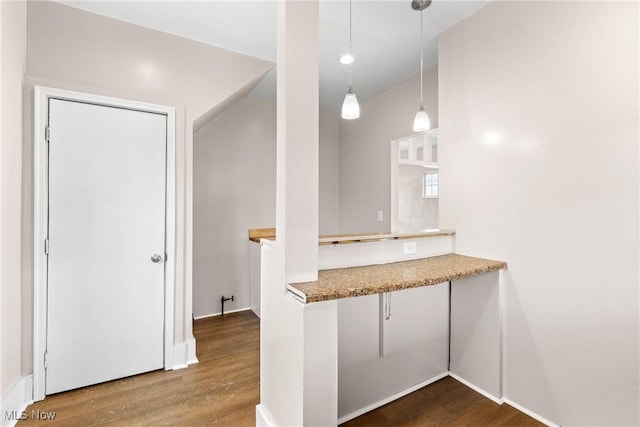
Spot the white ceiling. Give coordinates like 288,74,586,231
56,0,490,113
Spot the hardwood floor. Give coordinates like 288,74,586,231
19,310,543,427
340,377,543,427
18,311,260,426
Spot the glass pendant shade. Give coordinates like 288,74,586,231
413,106,430,132
341,0,359,120
341,92,360,120
339,53,354,65
413,2,432,132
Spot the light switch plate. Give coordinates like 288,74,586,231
403,241,417,254
377,210,384,221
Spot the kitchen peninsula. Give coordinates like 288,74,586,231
253,227,507,424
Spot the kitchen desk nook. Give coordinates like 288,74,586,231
255,229,507,425
257,4,506,425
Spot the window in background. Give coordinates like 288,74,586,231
423,171,439,198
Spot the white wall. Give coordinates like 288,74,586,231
439,2,639,425
193,97,339,317
319,112,340,234
21,0,272,374
0,0,26,403
338,279,449,421
193,97,276,317
339,68,437,233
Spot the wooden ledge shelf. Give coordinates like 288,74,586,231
248,228,276,243
287,253,507,303
248,228,455,245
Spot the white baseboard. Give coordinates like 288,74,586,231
250,307,261,319
185,337,198,365
337,372,449,424
1,375,34,427
337,372,556,427
171,338,199,370
503,398,559,427
193,307,251,320
255,404,276,427
448,372,504,405
445,373,558,426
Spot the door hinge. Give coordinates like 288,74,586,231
45,126,50,142
44,352,49,368
44,239,49,255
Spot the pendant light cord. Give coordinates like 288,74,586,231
348,0,353,92
419,7,424,108
349,0,353,56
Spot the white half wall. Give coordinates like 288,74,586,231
439,2,639,425
192,97,339,318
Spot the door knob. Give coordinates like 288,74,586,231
151,254,163,263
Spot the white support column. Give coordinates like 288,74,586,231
258,1,337,426
276,0,319,285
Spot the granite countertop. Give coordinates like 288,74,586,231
287,253,507,303
249,228,455,245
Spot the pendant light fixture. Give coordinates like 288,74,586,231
341,0,360,120
412,0,431,132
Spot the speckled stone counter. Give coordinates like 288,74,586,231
288,253,507,303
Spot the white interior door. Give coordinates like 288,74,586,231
46,98,167,394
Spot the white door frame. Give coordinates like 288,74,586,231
33,86,176,401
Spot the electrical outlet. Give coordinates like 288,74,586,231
377,210,384,221
403,241,417,254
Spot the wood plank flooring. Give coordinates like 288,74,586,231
340,377,543,427
18,311,260,426
19,310,543,427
